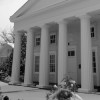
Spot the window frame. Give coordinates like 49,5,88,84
92,47,98,74
34,53,40,73
68,50,75,57
92,47,99,86
35,35,41,46
90,24,96,39
49,51,56,74
68,46,76,58
92,51,96,73
50,33,56,44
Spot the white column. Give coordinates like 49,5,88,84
24,29,34,86
79,14,94,92
11,32,22,84
58,20,68,84
39,24,49,87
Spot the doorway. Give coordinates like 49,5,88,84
67,46,77,82
92,47,99,86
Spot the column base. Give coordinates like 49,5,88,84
36,85,52,90
22,83,35,87
9,81,21,85
78,88,97,93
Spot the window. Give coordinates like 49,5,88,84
92,51,96,73
50,33,56,44
90,25,95,38
68,50,75,56
35,36,40,46
49,54,56,72
35,56,40,72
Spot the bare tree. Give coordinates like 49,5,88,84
0,28,27,79
0,28,15,76
0,27,15,45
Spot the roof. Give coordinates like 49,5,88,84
10,0,73,22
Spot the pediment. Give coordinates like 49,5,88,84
10,0,67,22
25,0,67,16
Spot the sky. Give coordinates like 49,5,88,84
0,0,28,31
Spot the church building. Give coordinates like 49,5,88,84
10,0,100,92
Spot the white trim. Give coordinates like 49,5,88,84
92,47,99,86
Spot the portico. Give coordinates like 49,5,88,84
10,0,100,92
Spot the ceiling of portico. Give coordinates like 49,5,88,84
89,10,100,21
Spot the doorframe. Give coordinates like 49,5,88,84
49,51,57,83
92,46,99,86
68,45,77,82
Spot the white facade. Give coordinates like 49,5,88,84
10,0,100,92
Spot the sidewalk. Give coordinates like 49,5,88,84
0,85,37,93
0,85,100,100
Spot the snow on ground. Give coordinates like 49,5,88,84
0,85,100,100
2,91,100,100
78,93,100,100
0,81,8,86
2,90,48,100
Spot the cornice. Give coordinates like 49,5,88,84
10,0,81,23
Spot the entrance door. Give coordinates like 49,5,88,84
92,47,99,86
67,46,77,82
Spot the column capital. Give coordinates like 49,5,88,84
76,13,91,20
57,19,68,25
15,31,25,37
26,28,35,39
27,28,34,34
15,33,22,37
41,23,50,29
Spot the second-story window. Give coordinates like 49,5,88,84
50,33,56,44
90,25,95,38
35,35,40,46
